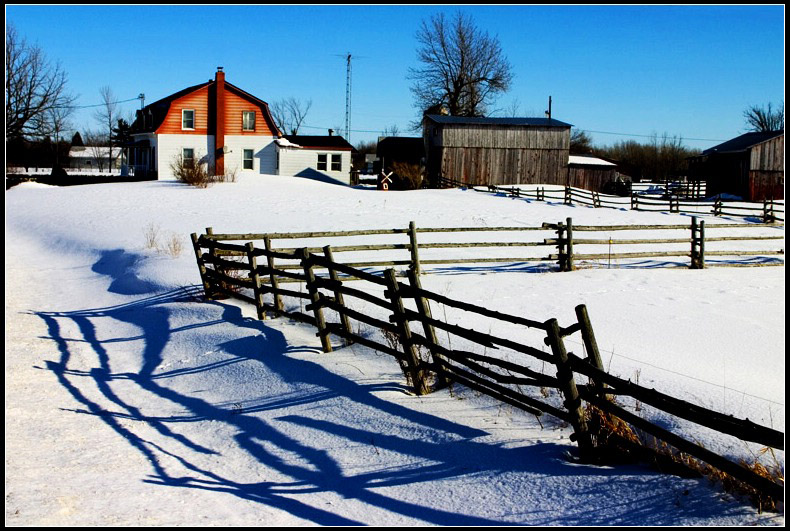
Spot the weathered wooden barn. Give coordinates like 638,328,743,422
422,115,572,186
688,130,784,201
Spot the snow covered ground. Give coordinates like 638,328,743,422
5,175,785,525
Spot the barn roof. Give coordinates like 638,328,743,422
424,114,573,128
701,130,784,155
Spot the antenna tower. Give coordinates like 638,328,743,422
345,53,352,142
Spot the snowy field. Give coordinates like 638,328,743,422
5,175,785,525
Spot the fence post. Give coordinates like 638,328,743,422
190,232,213,299
690,216,706,269
406,268,450,388
300,247,332,353
538,187,544,201
263,236,284,314
545,318,593,460
556,221,567,272
566,217,575,272
713,196,722,216
408,220,422,275
565,185,572,205
323,245,353,346
385,268,428,395
631,192,639,211
574,305,606,396
763,199,774,223
698,219,705,269
246,242,266,320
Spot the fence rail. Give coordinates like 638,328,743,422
191,224,784,502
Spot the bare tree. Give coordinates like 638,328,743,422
382,124,400,137
408,12,513,119
570,129,594,155
5,22,76,141
47,105,73,167
270,97,313,135
84,131,109,172
743,101,784,132
94,86,121,170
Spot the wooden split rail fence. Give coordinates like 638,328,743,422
191,224,784,502
464,182,785,223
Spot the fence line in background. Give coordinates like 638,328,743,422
446,178,785,223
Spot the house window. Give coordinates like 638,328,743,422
243,149,254,170
331,154,342,171
182,109,195,130
242,111,256,131
183,148,195,168
317,154,327,171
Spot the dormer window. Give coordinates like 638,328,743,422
242,111,256,131
182,109,195,130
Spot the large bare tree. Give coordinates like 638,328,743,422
408,12,513,118
270,97,313,135
5,22,76,141
743,101,784,132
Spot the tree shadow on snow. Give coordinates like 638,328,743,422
30,253,764,525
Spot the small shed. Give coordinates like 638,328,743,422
275,134,356,185
567,154,619,192
688,130,784,201
423,114,572,187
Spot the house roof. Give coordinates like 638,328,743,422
701,130,784,155
283,135,355,151
130,77,280,136
424,114,573,128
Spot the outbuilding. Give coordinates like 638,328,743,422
688,130,784,201
422,114,572,187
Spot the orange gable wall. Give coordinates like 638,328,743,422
225,90,275,136
157,86,210,135
156,85,275,136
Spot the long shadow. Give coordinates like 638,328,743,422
34,278,562,524
31,244,769,524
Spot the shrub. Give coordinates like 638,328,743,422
170,153,213,188
388,161,424,190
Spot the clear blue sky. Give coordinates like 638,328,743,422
6,4,785,151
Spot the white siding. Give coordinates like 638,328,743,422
223,135,277,176
277,147,352,185
156,134,215,180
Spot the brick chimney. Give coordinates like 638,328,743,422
215,67,226,176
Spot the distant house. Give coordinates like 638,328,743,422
128,67,281,180
275,133,356,185
688,130,784,201
69,145,124,172
423,114,572,187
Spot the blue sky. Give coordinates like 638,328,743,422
6,4,785,151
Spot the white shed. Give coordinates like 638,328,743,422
276,134,355,185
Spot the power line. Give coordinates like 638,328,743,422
580,128,728,143
53,97,141,110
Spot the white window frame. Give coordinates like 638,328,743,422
242,111,256,131
331,153,342,172
242,148,254,170
182,109,195,130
